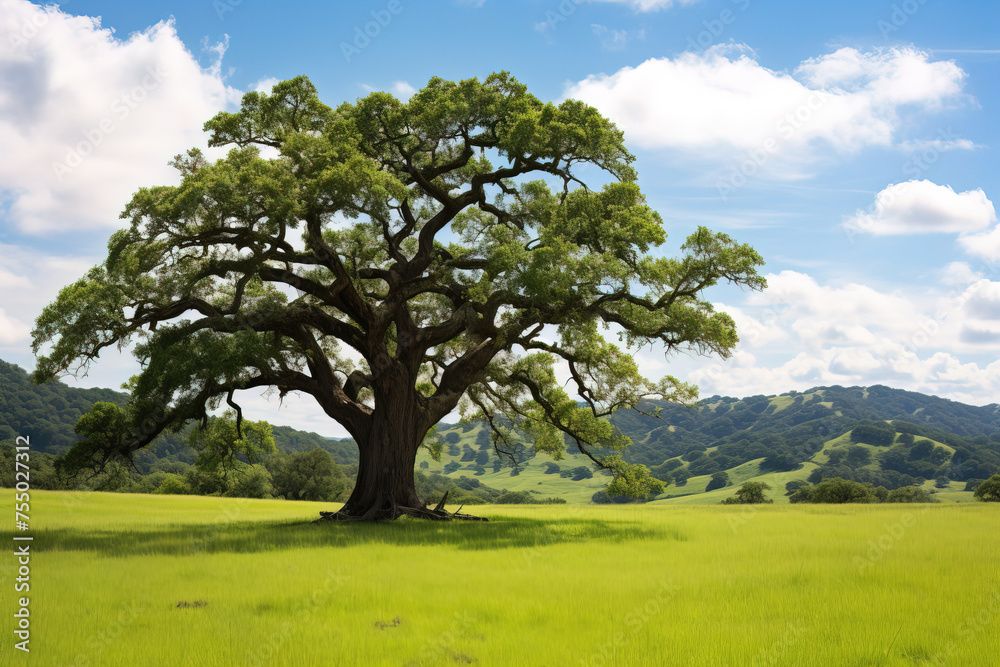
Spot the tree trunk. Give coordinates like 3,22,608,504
317,381,486,522
336,415,424,520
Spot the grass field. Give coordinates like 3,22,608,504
2,491,998,666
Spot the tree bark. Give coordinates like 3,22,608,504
334,381,424,520
316,380,487,522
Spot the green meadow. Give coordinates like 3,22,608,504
2,491,998,666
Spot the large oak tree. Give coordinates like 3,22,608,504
33,73,765,520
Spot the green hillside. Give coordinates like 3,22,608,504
0,359,357,464
3,356,1000,504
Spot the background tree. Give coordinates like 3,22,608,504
706,471,730,492
32,73,764,520
973,473,1000,501
267,448,346,502
790,478,879,504
720,481,772,504
188,411,275,483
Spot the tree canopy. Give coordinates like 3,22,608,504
32,73,765,520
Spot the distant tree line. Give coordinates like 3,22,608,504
788,477,939,504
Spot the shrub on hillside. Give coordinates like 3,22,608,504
851,424,895,447
706,471,730,492
790,478,880,504
785,480,809,496
720,482,773,505
886,486,939,503
973,473,1000,502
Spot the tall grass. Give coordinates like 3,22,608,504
1,492,997,666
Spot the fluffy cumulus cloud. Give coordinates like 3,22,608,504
844,180,996,236
957,225,1000,262
391,80,416,99
674,271,1000,406
565,45,969,169
0,0,240,235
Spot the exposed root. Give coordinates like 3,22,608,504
316,494,488,523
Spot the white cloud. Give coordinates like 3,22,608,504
898,138,978,152
0,307,30,345
251,76,280,93
0,241,95,358
963,280,1000,320
675,270,1000,406
565,45,969,171
844,180,996,236
0,0,240,235
940,261,982,286
391,80,416,100
794,46,965,109
958,225,1000,261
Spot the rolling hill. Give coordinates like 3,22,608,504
3,356,999,503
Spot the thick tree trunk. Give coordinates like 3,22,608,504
336,414,424,520
314,364,487,522
316,382,487,522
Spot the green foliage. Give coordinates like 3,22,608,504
267,449,345,502
494,490,566,504
964,478,985,492
188,411,276,482
886,486,939,503
720,481,772,505
973,473,1000,501
851,423,896,447
845,445,872,466
591,490,652,504
604,455,665,499
785,480,809,496
226,464,274,499
808,464,919,491
790,479,937,504
155,475,191,495
0,360,126,455
790,478,880,504
706,471,730,492
31,73,767,505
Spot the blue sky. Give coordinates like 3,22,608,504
2,0,999,436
